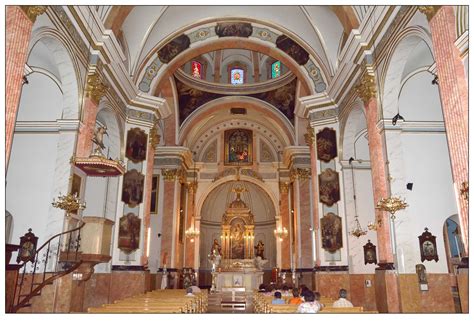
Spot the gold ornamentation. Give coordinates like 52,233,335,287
376,196,408,220
355,72,377,104
350,216,367,238
161,169,179,181
52,193,86,217
149,122,161,148
304,125,315,146
186,181,198,193
85,73,108,104
21,6,47,23
418,6,442,22
460,181,468,201
290,168,311,181
279,182,289,193
274,227,288,242
368,217,382,231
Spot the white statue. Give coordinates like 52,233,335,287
92,125,108,151
254,256,268,270
160,264,168,289
208,249,221,272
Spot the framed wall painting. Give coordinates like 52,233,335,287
418,228,439,262
316,127,337,162
125,127,148,163
363,240,377,265
318,168,341,207
150,175,159,214
320,212,343,252
224,129,253,166
118,213,141,253
122,169,145,208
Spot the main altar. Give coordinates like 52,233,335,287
209,185,266,292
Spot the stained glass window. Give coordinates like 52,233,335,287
231,68,244,85
271,61,281,79
191,61,202,79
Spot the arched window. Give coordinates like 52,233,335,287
191,61,203,79
227,61,247,85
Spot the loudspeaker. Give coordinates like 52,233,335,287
406,183,413,190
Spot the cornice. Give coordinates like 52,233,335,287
174,68,296,95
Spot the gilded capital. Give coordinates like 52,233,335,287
21,6,47,23
418,6,441,22
161,169,179,181
355,73,377,105
85,73,108,104
304,125,315,146
149,123,161,149
290,168,311,182
279,182,289,194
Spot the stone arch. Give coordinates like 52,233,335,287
380,26,434,118
196,176,279,219
179,96,296,149
28,28,81,120
340,101,368,161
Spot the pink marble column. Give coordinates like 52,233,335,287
75,98,99,157
428,6,469,255
297,178,313,268
160,178,177,267
279,185,290,269
365,98,393,264
184,184,196,268
5,6,34,168
140,145,155,266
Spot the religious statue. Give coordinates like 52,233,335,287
92,125,108,155
208,239,222,272
254,240,265,259
160,264,168,289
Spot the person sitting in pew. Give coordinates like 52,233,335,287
288,288,303,305
332,289,353,307
272,291,286,305
297,290,321,313
185,287,195,297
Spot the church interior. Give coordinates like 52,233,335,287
3,5,469,316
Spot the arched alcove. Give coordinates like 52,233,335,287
199,180,277,270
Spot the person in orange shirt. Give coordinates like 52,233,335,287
288,288,303,305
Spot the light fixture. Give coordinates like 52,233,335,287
368,217,381,231
349,158,367,238
52,192,86,217
185,227,200,243
376,196,408,220
391,113,405,126
274,227,288,242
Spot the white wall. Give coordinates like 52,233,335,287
6,134,59,244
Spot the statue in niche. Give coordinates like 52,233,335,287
416,263,428,284
208,239,222,272
254,240,265,259
231,220,245,259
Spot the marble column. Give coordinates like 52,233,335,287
420,6,469,256
5,6,46,168
306,128,320,266
75,73,107,157
160,169,180,268
293,170,313,269
184,182,197,268
356,74,393,264
356,73,401,313
279,183,291,269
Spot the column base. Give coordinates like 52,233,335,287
375,263,401,313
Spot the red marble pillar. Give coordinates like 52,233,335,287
140,145,155,266
5,6,34,168
75,98,99,157
365,98,393,264
297,177,313,268
428,6,469,255
279,184,290,269
184,183,196,268
161,175,177,268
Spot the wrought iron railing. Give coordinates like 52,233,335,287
10,222,85,313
